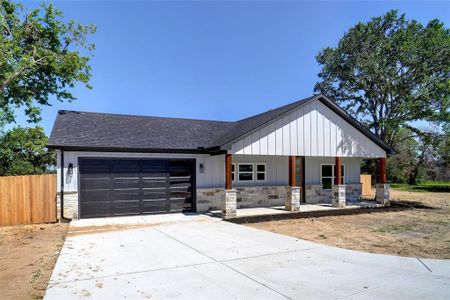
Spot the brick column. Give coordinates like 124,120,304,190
222,154,237,218
332,156,346,208
286,156,300,211
376,157,390,206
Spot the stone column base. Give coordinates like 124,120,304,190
332,185,346,208
376,184,390,206
222,189,237,219
285,186,301,211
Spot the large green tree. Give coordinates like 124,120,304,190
0,0,95,123
314,10,449,144
0,126,55,175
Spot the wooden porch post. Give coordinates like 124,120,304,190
334,157,342,185
378,157,387,184
289,156,296,187
225,154,232,190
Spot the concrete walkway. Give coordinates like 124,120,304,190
45,214,450,299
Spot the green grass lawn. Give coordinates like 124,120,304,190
390,181,450,193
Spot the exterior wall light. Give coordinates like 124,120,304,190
66,163,73,184
68,163,73,175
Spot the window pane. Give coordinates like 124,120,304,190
239,164,253,172
231,173,234,181
256,173,265,181
239,173,253,181
232,164,235,172
341,165,344,176
322,177,332,190
256,164,265,172
295,174,302,184
322,165,332,177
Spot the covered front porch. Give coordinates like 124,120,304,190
217,154,390,219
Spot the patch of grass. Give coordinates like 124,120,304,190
429,219,450,226
373,223,419,234
31,268,42,283
373,218,449,235
391,181,450,193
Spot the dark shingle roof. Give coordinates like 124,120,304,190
48,95,393,154
48,111,236,151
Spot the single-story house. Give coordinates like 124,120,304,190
48,94,393,220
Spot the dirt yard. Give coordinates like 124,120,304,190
248,190,450,259
0,223,69,300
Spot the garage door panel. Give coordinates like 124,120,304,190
80,204,110,218
142,194,167,200
113,190,140,201
112,201,140,208
81,178,111,190
141,201,170,212
113,179,140,189
112,160,140,170
142,161,168,172
79,158,194,218
142,180,168,189
112,208,141,216
82,191,111,202
80,160,110,173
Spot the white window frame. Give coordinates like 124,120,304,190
231,163,236,182
255,163,266,182
320,163,345,190
237,163,254,182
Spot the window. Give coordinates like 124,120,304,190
238,164,253,181
231,164,236,181
256,163,266,181
321,164,345,190
321,165,333,190
295,157,303,186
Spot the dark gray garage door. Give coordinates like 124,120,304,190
79,158,195,218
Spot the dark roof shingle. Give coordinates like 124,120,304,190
48,95,393,154
48,111,236,151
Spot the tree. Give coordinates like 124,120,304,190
0,0,95,123
0,126,55,175
314,10,449,145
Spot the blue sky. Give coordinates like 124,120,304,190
15,1,450,135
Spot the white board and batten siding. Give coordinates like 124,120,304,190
230,99,386,158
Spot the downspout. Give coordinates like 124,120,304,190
60,150,71,221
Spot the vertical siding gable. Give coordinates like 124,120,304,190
231,99,386,158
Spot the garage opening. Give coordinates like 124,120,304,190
79,158,195,218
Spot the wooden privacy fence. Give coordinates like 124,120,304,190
360,174,372,197
0,174,57,226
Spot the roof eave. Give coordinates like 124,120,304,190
47,144,214,154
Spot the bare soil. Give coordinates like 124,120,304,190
248,190,450,259
0,223,69,300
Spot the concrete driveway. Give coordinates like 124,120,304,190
45,214,450,299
